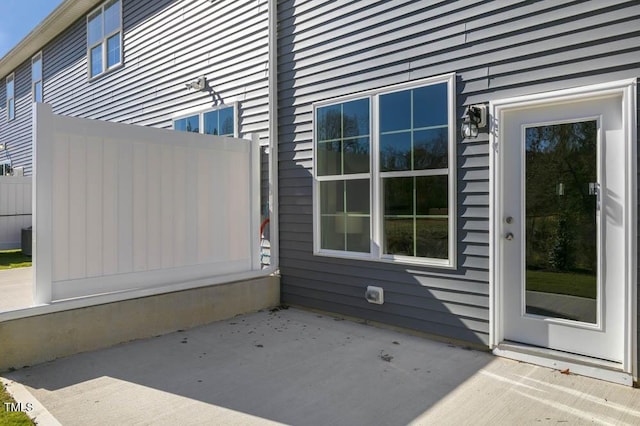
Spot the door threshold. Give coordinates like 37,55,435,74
494,341,633,386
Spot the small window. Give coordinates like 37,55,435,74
32,53,43,103
87,0,122,78
173,105,236,137
6,73,14,121
0,160,11,176
313,74,456,267
203,108,234,136
174,115,199,133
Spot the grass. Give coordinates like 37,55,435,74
0,250,31,270
526,269,596,299
0,382,34,425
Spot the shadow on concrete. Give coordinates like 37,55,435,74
6,308,640,425
5,308,493,425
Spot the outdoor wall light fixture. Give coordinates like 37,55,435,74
185,76,208,91
0,143,5,151
461,104,487,138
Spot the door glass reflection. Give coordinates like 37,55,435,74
524,121,597,323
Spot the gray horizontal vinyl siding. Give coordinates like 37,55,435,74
1,0,270,175
0,60,34,174
277,0,640,346
47,0,269,136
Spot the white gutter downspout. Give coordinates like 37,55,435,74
268,0,279,273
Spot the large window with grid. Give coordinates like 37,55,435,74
313,74,456,267
316,98,371,253
87,0,122,78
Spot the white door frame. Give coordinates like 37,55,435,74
489,79,638,383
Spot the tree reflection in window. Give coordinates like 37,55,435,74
316,98,371,253
380,82,449,259
525,120,598,323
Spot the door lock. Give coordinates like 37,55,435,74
505,232,514,241
505,216,513,224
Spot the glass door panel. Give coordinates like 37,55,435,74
524,121,597,323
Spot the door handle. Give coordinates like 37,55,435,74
589,182,601,211
505,232,514,241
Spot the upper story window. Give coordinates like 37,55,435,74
32,53,43,103
87,0,122,79
6,73,14,121
173,105,236,137
313,73,456,268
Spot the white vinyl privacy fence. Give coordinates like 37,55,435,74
33,104,261,304
0,176,31,250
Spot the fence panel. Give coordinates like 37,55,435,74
34,104,260,303
0,176,32,250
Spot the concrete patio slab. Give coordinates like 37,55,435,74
2,307,639,425
0,266,32,312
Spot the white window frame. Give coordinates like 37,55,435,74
172,103,239,137
314,97,372,257
32,52,43,103
6,73,15,121
312,73,457,269
87,0,123,79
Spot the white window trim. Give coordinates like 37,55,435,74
87,0,123,80
32,52,43,103
172,103,239,137
6,73,14,122
312,73,457,269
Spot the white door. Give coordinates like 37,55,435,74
495,83,635,363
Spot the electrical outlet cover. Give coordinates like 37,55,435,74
365,286,384,305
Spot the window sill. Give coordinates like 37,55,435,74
88,62,124,82
313,249,456,270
